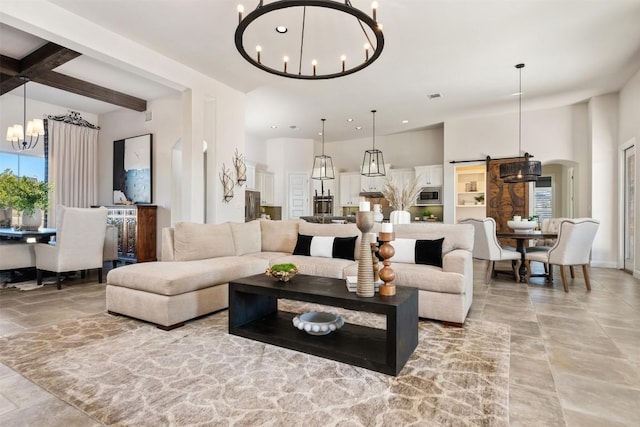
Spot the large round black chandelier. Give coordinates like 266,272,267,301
235,0,385,80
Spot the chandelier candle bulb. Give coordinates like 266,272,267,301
283,56,288,72
312,59,317,76
372,1,378,21
359,201,370,212
364,43,370,61
237,4,244,22
256,45,261,63
341,55,346,72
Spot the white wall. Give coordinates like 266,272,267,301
319,127,444,172
266,138,314,217
97,93,182,251
588,94,618,268
618,67,640,276
443,104,588,224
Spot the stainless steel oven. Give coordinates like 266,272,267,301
416,186,442,206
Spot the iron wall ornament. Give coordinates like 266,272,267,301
233,148,247,186
47,110,100,129
235,0,384,80
220,163,235,202
499,63,541,183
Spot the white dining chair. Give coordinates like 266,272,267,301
524,218,599,292
459,217,522,284
34,205,108,289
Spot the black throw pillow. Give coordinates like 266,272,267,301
415,238,444,268
292,234,313,256
332,236,357,261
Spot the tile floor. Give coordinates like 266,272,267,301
0,262,639,426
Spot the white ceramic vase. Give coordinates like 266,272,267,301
390,210,411,224
373,204,384,223
17,209,42,231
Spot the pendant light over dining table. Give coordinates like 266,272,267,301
311,118,335,180
361,109,385,177
499,63,542,183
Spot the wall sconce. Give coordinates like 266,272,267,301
219,163,234,202
233,148,247,186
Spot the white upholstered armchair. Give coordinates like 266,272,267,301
524,218,600,292
459,217,522,284
35,206,109,289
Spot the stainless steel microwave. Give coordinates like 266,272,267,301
416,186,442,206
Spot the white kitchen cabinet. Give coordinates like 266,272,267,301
414,164,443,187
339,172,361,206
360,164,391,193
256,171,275,205
245,162,256,190
390,168,416,189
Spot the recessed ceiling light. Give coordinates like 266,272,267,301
356,126,363,130
289,125,297,130
318,132,322,136
346,118,354,122
270,125,278,129
428,93,442,99
402,120,409,124
276,26,287,33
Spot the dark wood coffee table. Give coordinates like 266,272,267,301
229,274,418,376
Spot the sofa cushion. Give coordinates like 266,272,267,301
372,223,473,255
298,222,361,259
269,255,356,279
174,222,235,261
107,256,268,296
260,219,300,253
230,220,261,255
392,263,465,294
292,234,357,261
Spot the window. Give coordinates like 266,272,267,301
534,176,553,220
0,152,45,180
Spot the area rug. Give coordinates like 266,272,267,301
0,302,510,426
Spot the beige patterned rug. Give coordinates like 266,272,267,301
0,302,510,426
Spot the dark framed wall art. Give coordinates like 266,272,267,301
113,133,152,204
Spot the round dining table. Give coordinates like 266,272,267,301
496,230,558,282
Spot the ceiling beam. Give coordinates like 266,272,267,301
34,71,147,112
0,42,147,111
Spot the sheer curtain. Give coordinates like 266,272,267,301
47,120,99,226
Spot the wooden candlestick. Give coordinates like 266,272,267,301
371,241,379,282
378,231,396,296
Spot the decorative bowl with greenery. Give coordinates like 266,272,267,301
0,169,50,228
266,263,299,282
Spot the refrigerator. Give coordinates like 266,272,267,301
245,190,261,222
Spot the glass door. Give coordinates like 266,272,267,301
624,145,635,272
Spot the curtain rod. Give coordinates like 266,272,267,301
46,111,100,130
449,153,535,164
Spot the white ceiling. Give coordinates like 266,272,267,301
3,0,640,142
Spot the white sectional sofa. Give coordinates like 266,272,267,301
106,219,474,329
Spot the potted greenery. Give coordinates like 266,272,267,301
474,194,485,205
422,209,432,221
0,168,50,230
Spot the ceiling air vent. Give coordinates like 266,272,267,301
428,93,442,100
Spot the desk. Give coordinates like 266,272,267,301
496,231,557,282
0,228,56,243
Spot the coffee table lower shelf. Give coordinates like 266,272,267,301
232,310,389,372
